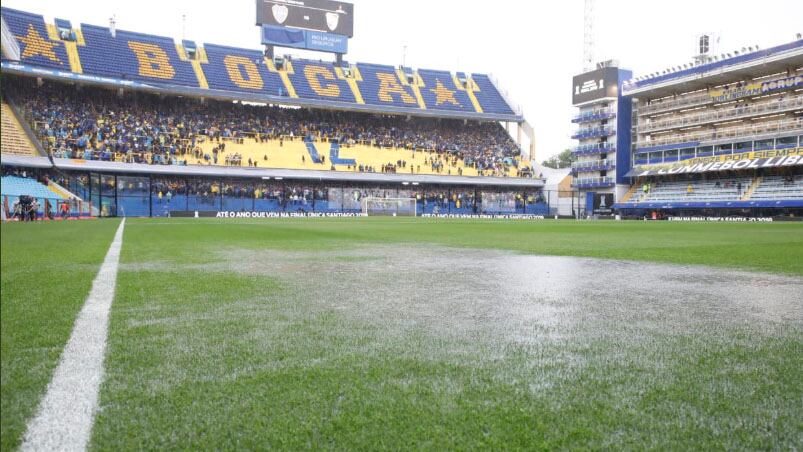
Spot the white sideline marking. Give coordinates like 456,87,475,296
21,219,126,452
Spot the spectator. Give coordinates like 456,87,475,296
10,77,523,178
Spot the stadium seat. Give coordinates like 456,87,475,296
288,59,357,104
356,63,420,108
184,137,508,176
203,44,285,95
469,73,516,115
1,102,39,157
77,24,199,87
1,7,522,118
636,177,756,203
749,175,803,200
2,7,70,70
417,69,475,113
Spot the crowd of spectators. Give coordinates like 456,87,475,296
9,77,526,177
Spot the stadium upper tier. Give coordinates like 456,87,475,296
1,7,519,121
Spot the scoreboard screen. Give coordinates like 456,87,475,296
256,0,354,38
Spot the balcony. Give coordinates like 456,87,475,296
571,127,617,140
572,108,616,124
638,96,803,134
572,143,617,155
638,93,713,116
572,159,616,172
573,177,615,188
636,118,803,149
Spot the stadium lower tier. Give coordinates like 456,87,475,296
0,173,92,219
615,170,803,215
1,168,550,218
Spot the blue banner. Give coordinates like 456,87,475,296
261,25,305,47
305,30,347,53
261,24,347,54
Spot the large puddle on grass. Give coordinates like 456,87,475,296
145,245,803,348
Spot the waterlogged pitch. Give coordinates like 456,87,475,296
2,218,802,449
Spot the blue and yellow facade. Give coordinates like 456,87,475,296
1,7,520,122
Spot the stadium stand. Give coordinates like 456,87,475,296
615,41,802,214
287,59,357,103
1,175,59,199
7,76,528,177
77,24,198,86
203,43,285,95
356,63,420,109
635,177,754,203
1,6,521,119
328,142,356,166
2,8,70,70
469,73,516,115
0,6,546,219
0,172,75,218
623,174,803,206
1,101,39,156
417,69,475,113
749,175,803,200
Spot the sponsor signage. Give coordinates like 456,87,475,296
171,211,365,218
256,0,354,37
709,74,803,103
305,29,348,53
572,67,620,105
593,193,614,214
170,212,548,219
260,25,348,53
626,147,803,177
421,214,546,220
667,216,773,222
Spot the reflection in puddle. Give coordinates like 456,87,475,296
202,246,803,346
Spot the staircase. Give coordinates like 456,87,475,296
1,102,39,156
741,176,762,200
620,184,640,203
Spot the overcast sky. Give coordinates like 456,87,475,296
6,0,802,161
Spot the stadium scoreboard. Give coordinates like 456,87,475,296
256,0,354,37
256,0,353,54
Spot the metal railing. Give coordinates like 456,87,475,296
573,177,615,187
573,143,617,154
636,118,803,149
638,93,713,116
572,127,617,139
638,96,803,134
572,159,616,170
572,108,616,123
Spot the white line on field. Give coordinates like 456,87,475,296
21,219,126,452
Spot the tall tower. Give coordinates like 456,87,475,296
583,0,595,71
571,0,632,215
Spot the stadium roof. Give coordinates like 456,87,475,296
622,39,803,99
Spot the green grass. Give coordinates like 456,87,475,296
0,220,121,452
1,218,802,450
122,218,803,275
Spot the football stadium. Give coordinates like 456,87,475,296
1,0,802,450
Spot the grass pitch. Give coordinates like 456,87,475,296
2,218,802,450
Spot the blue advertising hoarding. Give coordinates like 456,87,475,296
305,30,347,53
261,24,347,54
